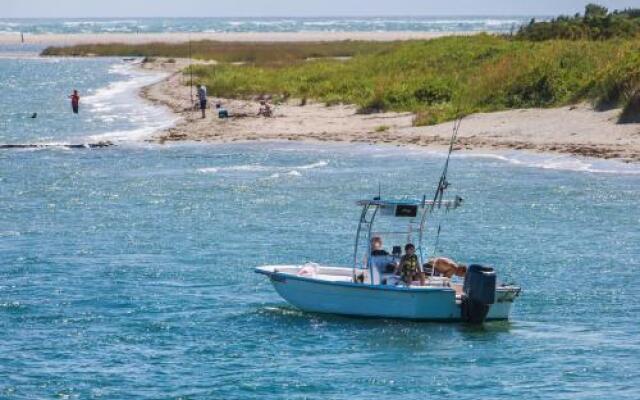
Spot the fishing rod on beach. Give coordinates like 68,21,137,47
189,34,194,106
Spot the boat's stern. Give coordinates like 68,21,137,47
485,284,521,320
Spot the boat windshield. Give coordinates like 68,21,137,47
353,197,462,273
354,203,425,271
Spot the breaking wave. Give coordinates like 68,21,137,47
197,160,329,174
462,152,640,175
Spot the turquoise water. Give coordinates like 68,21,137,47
1,58,640,399
0,17,540,34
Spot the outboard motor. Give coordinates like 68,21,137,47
461,264,497,324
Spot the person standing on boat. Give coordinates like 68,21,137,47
370,236,388,256
370,236,398,270
197,84,207,118
398,244,425,286
68,90,80,114
363,236,398,284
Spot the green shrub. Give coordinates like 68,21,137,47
188,35,640,125
516,4,640,40
413,80,453,105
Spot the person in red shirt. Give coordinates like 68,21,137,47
69,90,80,114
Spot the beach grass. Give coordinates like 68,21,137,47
41,40,398,64
42,34,640,125
184,35,640,124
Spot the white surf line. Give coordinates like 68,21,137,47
85,61,178,143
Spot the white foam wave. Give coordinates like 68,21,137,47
198,167,219,173
462,151,640,175
226,164,269,172
197,160,328,175
0,17,534,35
197,164,267,173
63,20,139,26
296,160,328,169
266,170,301,179
0,230,21,237
85,62,176,142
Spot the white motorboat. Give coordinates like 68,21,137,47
256,120,520,323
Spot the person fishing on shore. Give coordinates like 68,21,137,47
68,89,80,114
197,84,207,118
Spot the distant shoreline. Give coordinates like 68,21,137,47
0,31,476,46
137,58,640,163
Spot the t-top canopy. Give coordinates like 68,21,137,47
356,196,463,210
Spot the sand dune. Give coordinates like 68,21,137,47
138,58,640,162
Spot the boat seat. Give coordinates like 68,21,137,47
381,274,401,286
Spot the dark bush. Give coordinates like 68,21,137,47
619,90,640,123
505,72,556,108
414,82,452,105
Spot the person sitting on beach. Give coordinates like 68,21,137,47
257,100,272,117
216,103,229,119
197,84,207,119
68,90,80,114
424,257,467,278
397,243,425,286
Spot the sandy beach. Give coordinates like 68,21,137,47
0,31,474,47
138,58,640,162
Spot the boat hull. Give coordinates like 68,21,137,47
257,266,518,321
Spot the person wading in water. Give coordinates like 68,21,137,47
69,90,80,114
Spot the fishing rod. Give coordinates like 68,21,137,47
430,116,463,256
430,116,463,212
189,35,193,103
418,116,463,261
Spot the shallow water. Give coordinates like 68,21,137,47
0,57,173,145
1,57,639,399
